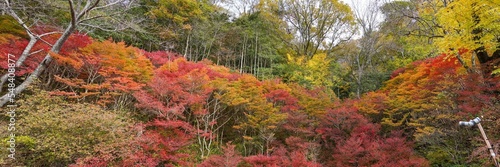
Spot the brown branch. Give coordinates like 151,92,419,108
77,0,101,21
68,0,77,26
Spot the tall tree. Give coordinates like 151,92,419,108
381,0,500,74
379,1,436,70
281,0,355,58
435,0,500,74
350,0,386,98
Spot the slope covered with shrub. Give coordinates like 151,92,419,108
1,0,500,166
0,28,427,166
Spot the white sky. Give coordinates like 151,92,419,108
219,0,389,39
221,0,387,24
342,0,388,37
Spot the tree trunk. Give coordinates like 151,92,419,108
184,32,190,58
0,37,37,93
0,24,76,107
477,50,500,76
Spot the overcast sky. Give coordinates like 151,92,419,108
221,0,387,23
343,0,387,23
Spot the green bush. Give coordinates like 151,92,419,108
0,89,134,167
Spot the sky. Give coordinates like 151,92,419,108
219,0,389,39
220,0,387,24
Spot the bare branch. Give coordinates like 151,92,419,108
92,0,123,11
77,0,101,21
30,49,45,55
39,31,63,37
80,23,125,32
68,0,77,26
4,0,35,38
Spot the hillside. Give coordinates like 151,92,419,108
1,0,500,166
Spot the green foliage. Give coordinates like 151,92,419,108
142,0,213,40
279,0,356,57
0,15,28,39
379,1,437,71
0,89,134,166
493,68,500,75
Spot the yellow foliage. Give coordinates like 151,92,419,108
286,53,335,88
159,57,182,72
243,136,253,140
414,126,436,141
436,0,500,57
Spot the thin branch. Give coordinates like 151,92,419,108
4,0,35,38
29,49,44,55
92,0,123,11
68,0,77,26
79,23,126,32
77,0,101,21
78,9,128,23
39,31,62,37
34,36,54,47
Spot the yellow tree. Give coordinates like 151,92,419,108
436,0,500,73
212,75,287,155
286,53,337,88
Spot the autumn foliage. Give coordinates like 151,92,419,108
0,29,430,166
357,53,500,165
2,0,500,166
13,15,500,166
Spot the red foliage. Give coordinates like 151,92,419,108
426,54,461,81
198,143,243,167
332,127,428,167
243,155,280,167
283,137,322,167
317,101,369,145
0,28,91,76
265,89,300,112
456,74,500,115
317,101,428,166
134,57,241,117
281,110,316,138
121,119,194,167
72,119,195,167
59,32,93,54
143,50,181,67
70,157,108,167
243,137,322,167
390,67,405,79
134,59,213,117
0,36,45,76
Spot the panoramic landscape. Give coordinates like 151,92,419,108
0,0,499,166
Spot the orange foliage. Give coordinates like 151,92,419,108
50,39,154,107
